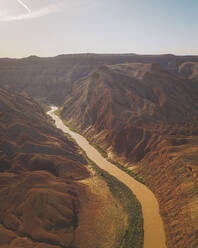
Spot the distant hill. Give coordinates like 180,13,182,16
0,53,198,104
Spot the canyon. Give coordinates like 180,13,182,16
0,53,198,247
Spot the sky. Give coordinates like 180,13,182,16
0,0,197,58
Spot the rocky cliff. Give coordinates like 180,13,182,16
60,63,198,247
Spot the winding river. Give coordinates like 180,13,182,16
47,106,167,248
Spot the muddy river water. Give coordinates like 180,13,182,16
47,106,167,248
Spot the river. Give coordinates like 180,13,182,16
47,106,167,248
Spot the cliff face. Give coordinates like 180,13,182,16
61,63,198,160
0,87,90,248
60,63,198,247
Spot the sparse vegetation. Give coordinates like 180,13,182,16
89,160,144,248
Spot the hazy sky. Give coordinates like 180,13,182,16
0,0,197,58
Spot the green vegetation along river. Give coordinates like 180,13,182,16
47,106,167,248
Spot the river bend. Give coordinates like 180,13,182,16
47,106,167,248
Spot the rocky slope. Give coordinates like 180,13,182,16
60,63,198,248
0,86,91,248
0,54,198,105
60,63,198,160
0,86,130,248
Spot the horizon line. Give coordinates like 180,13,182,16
1,52,198,60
